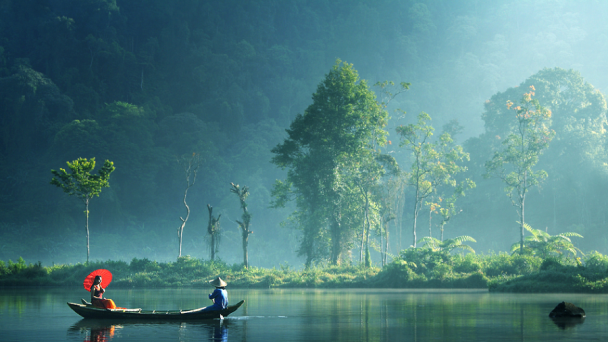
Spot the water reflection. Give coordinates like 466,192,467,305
212,320,228,342
68,319,228,342
68,321,119,342
3,289,607,341
550,317,585,330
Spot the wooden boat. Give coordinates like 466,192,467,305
67,299,244,320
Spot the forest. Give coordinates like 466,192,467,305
1,0,608,272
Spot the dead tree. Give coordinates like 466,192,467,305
207,204,222,261
176,153,200,259
230,182,253,268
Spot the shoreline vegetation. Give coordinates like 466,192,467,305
3,248,608,293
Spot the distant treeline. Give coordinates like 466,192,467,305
4,248,608,293
1,0,608,267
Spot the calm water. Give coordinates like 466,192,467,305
1,287,606,341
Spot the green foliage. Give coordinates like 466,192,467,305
396,112,471,247
271,60,393,266
453,253,483,273
418,235,477,254
3,2,608,270
0,258,47,285
129,257,160,273
482,252,542,277
583,251,608,273
50,157,115,263
4,249,608,292
399,247,452,276
50,158,115,202
509,223,584,259
484,87,555,253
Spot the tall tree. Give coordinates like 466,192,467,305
176,153,200,259
437,179,476,242
271,60,391,266
396,112,470,247
231,182,253,268
206,204,222,261
352,82,406,267
434,120,475,242
50,157,115,263
485,86,555,254
376,179,398,266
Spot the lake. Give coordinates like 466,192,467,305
0,287,606,341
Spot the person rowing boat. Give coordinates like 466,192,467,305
203,276,228,312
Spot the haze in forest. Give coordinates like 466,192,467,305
1,0,607,268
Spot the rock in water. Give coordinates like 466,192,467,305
549,302,586,318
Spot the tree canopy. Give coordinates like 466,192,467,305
50,157,115,262
272,60,391,266
3,1,608,266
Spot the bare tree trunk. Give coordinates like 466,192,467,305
330,216,342,265
519,197,525,254
380,220,384,267
210,234,216,260
85,198,90,263
208,204,215,261
384,220,389,266
176,154,199,260
361,190,370,265
429,205,432,238
359,218,365,263
519,171,527,255
177,188,190,258
413,199,419,248
242,233,249,267
231,183,253,268
207,204,221,261
365,214,371,267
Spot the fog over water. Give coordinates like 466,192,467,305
1,0,607,267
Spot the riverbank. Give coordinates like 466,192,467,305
3,250,608,292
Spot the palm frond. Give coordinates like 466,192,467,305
515,222,584,258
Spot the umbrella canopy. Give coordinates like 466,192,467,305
83,269,113,291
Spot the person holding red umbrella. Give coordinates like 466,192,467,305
89,275,116,309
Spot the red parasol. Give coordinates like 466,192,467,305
83,269,113,291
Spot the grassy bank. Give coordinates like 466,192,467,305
3,249,608,292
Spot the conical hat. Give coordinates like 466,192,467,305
209,276,227,287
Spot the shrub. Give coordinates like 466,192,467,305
539,257,563,271
483,253,541,277
0,260,8,275
375,259,421,287
130,257,157,272
455,272,488,288
454,254,483,273
399,247,452,276
584,251,608,273
430,263,452,281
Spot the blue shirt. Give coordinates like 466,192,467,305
208,288,228,310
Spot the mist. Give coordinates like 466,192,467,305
1,0,607,268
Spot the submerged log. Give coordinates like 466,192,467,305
549,301,586,318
